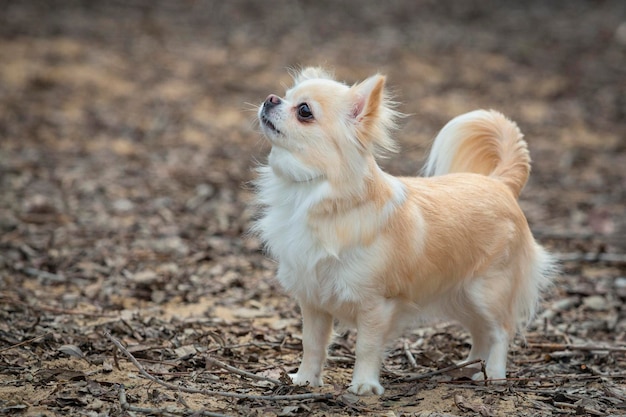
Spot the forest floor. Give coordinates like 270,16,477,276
0,1,625,416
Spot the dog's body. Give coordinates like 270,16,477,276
254,68,555,395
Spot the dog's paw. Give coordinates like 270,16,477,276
348,380,385,396
471,370,486,381
471,369,507,384
289,373,323,387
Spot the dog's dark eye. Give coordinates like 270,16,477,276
297,103,314,121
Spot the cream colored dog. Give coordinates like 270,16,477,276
254,67,555,395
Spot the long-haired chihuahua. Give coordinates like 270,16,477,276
253,67,555,395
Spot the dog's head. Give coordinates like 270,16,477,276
258,67,399,184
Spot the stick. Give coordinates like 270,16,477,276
0,293,115,318
403,341,418,369
22,267,65,282
0,332,50,353
402,358,483,382
527,342,626,353
479,360,488,385
555,252,626,264
206,356,282,386
118,384,232,417
327,355,354,363
553,401,604,416
437,373,626,388
104,331,332,402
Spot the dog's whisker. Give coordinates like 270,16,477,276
250,66,557,397
243,102,260,112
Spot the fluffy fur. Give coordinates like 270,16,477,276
253,67,556,396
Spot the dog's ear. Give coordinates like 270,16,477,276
350,74,399,155
351,74,385,125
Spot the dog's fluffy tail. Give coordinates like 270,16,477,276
518,243,558,331
423,110,530,198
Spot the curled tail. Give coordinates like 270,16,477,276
423,110,530,198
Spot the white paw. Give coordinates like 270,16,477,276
471,370,486,381
289,372,323,387
348,379,385,396
471,369,506,383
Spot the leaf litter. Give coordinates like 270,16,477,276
0,1,625,416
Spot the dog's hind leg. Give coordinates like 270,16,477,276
453,278,515,381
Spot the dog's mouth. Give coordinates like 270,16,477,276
261,115,282,136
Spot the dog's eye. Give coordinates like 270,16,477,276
297,103,314,121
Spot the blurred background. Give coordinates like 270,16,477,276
0,0,624,415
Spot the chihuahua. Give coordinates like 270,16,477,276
254,67,555,395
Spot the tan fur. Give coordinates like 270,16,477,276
384,175,528,299
255,68,555,396
309,157,393,248
445,111,530,197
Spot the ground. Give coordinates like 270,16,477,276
0,1,625,416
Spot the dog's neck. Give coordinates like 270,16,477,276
310,157,397,215
305,158,407,253
268,146,325,183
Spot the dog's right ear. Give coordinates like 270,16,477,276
292,67,334,84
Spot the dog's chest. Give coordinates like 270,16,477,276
262,199,378,311
256,172,405,316
276,246,376,323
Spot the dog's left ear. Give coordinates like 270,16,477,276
350,74,386,126
349,74,399,155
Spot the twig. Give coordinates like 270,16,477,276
546,351,578,359
118,384,232,417
0,293,115,318
118,383,128,407
206,341,301,354
553,401,604,416
402,358,483,382
552,372,626,379
532,230,625,247
205,356,282,386
104,331,332,402
403,341,418,369
437,373,626,387
22,267,65,282
480,360,488,385
327,355,355,363
555,252,626,264
531,230,595,240
527,342,626,353
0,332,50,354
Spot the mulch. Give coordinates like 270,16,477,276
1,1,624,416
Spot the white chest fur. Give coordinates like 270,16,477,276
255,164,406,322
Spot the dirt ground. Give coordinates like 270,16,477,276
0,1,625,416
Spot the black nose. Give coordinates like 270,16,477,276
264,94,282,109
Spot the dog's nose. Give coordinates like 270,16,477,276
264,94,282,109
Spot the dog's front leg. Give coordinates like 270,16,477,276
290,302,333,387
349,300,395,395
